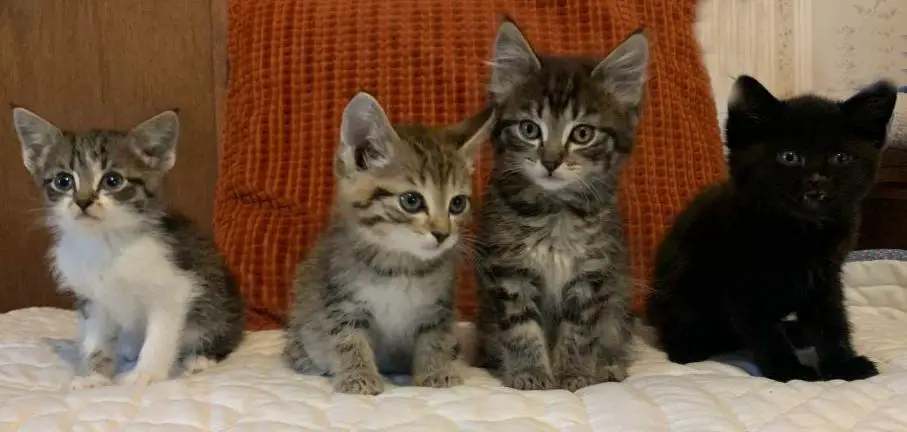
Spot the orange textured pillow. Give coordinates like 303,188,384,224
216,0,727,330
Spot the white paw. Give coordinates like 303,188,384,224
117,369,169,387
70,373,113,390
183,356,219,375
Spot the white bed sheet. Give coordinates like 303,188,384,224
2,259,907,431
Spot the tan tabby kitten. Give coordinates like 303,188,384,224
283,92,493,395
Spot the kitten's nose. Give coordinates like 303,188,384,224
74,199,94,211
541,159,562,175
431,231,449,244
807,174,829,189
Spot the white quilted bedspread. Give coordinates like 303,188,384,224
2,260,907,431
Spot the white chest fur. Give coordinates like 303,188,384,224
522,213,591,296
52,230,195,329
353,275,438,348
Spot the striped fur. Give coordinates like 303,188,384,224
474,20,649,392
12,108,244,389
283,92,492,395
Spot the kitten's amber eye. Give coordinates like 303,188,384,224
829,152,853,165
518,120,542,140
569,125,596,144
777,151,804,167
448,195,469,215
101,172,125,191
51,172,75,192
399,191,425,213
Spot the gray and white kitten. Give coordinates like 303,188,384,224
474,20,649,392
12,108,244,389
283,92,492,395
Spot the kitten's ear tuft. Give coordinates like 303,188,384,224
728,75,780,123
338,92,397,174
129,110,180,172
449,105,495,173
12,107,62,174
488,19,540,101
592,31,649,107
841,80,897,144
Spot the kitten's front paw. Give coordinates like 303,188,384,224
182,356,220,375
505,368,555,391
822,355,879,381
70,373,113,390
559,373,598,392
334,370,385,395
413,368,463,388
117,369,170,387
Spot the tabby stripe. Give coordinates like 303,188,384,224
499,308,542,332
328,318,370,335
352,187,395,209
488,265,543,288
564,271,607,293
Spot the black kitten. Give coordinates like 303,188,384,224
645,75,897,382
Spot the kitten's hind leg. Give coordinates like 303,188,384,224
71,298,120,390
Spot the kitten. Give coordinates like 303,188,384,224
12,108,245,389
645,76,897,382
473,20,649,392
282,92,492,395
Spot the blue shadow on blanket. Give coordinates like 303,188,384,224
711,248,907,377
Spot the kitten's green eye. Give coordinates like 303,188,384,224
52,172,75,192
777,151,804,167
569,125,596,144
518,120,542,141
449,195,469,215
399,191,425,213
829,152,853,165
101,172,125,190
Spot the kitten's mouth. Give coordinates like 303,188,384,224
802,191,828,207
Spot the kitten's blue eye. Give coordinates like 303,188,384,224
829,152,853,165
399,191,424,213
777,151,804,166
569,124,596,144
518,120,542,140
101,172,125,190
449,195,469,215
52,173,75,192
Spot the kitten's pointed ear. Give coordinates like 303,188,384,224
489,19,540,101
592,30,649,107
129,110,179,172
728,75,780,123
448,105,495,173
12,107,62,174
338,92,398,174
841,80,897,144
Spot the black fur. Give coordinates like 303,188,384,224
645,76,897,382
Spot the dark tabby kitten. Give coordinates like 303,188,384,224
474,19,649,391
12,108,244,389
283,92,492,395
646,76,897,382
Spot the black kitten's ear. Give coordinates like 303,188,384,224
841,80,897,144
337,92,399,175
727,75,780,124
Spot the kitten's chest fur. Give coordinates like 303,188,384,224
521,212,604,296
52,230,193,328
351,272,442,352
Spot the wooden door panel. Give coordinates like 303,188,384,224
0,0,220,311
